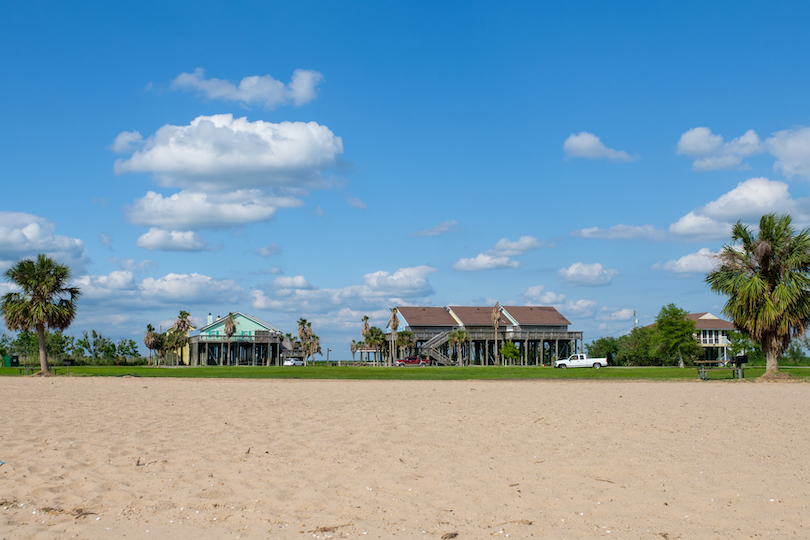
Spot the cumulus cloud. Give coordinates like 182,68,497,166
408,220,460,237
563,132,638,162
652,248,718,274
347,196,367,209
571,224,665,241
453,235,544,271
273,275,313,289
0,212,88,272
136,228,210,251
74,271,242,307
125,190,303,230
562,299,599,318
113,114,343,192
111,131,143,153
558,262,618,286
171,68,324,108
669,177,809,240
521,285,566,305
597,307,634,321
255,243,281,257
251,266,437,313
766,127,810,179
677,127,764,170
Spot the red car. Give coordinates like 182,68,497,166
394,356,430,367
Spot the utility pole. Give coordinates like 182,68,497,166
633,311,637,329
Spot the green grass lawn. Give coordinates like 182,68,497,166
2,365,809,380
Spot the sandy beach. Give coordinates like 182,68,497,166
1,377,808,539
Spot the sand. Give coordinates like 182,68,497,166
1,377,808,539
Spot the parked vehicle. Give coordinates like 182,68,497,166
553,353,607,369
394,356,430,367
283,358,305,366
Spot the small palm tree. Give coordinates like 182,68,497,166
2,254,81,373
706,214,810,377
172,311,193,365
449,329,470,366
224,313,236,366
396,331,415,358
491,302,501,366
351,339,358,363
143,324,157,365
389,307,399,366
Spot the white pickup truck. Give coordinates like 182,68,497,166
554,353,608,369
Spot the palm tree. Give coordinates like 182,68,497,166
396,331,415,358
367,326,384,366
706,214,810,377
172,310,193,366
143,324,157,365
2,254,81,373
361,315,370,340
389,307,399,366
449,329,470,366
224,313,236,366
350,339,359,363
491,302,501,366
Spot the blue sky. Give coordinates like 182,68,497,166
3,1,810,356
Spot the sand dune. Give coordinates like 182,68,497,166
1,377,808,539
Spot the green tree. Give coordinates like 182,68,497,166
366,326,385,366
143,324,157,365
170,310,193,365
448,329,470,366
499,340,520,362
1,254,81,372
396,330,416,358
615,326,657,366
706,214,810,377
651,304,701,367
585,336,619,364
11,330,39,361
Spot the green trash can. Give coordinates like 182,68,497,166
2,355,9,367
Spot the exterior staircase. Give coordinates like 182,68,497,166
420,331,453,365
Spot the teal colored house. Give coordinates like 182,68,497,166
189,312,284,366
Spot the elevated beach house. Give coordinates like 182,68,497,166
686,312,736,363
188,312,285,366
387,305,582,365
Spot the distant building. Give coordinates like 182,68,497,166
188,312,285,366
686,312,736,362
387,305,582,365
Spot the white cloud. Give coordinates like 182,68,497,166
111,131,143,153
251,266,437,313
677,127,763,170
255,243,281,257
125,190,303,230
563,132,638,162
74,271,242,307
571,224,665,241
273,275,313,289
141,273,242,304
558,262,618,286
107,257,158,273
453,235,544,271
521,285,566,305
136,228,210,251
99,233,114,247
597,307,634,321
453,253,519,271
669,177,807,240
766,127,810,179
652,248,718,274
347,196,367,209
113,114,343,192
562,299,599,318
0,212,88,272
408,220,460,237
171,68,324,108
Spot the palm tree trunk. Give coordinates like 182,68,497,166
36,322,49,372
764,333,780,376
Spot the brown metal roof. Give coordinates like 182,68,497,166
397,306,457,327
686,313,736,331
502,306,570,326
448,306,511,326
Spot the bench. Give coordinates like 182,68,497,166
18,366,41,375
695,359,745,380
